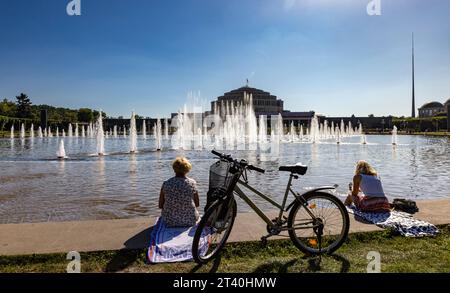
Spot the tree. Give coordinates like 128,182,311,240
0,98,17,117
15,93,32,118
93,110,107,120
78,108,94,122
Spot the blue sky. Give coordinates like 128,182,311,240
0,0,449,118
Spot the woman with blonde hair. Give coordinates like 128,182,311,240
344,160,391,212
159,157,200,227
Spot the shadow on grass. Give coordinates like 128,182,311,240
189,254,222,273
104,225,154,272
252,254,350,273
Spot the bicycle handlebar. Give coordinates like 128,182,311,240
247,164,265,174
211,150,265,173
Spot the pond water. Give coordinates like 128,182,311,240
0,135,449,224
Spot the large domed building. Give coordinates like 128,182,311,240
418,100,446,117
211,85,284,115
208,84,316,126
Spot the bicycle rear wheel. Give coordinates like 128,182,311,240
288,192,349,255
192,198,237,264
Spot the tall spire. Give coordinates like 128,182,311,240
411,32,416,118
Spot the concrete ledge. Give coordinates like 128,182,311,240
0,199,449,256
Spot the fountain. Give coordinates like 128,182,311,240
123,126,127,138
56,139,67,159
81,126,85,137
336,129,341,144
75,124,79,137
361,134,367,145
38,127,43,138
392,126,398,145
309,115,319,144
113,125,118,138
258,115,267,144
10,125,14,139
20,124,25,139
30,124,34,138
96,111,105,156
129,112,138,153
48,127,53,137
142,120,147,139
164,118,169,139
90,123,94,138
62,129,66,137
155,118,162,151
289,122,297,142
56,127,59,137
68,124,73,137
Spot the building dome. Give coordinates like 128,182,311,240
420,101,444,109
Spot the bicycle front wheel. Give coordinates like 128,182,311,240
192,198,237,264
288,192,349,255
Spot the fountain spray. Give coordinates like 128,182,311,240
96,111,105,156
392,126,398,146
129,112,138,153
155,118,162,151
142,120,147,139
20,124,25,139
57,139,67,159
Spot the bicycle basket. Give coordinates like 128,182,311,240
209,159,235,190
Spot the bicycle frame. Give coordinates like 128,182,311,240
232,171,336,231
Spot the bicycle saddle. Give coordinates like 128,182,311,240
279,163,308,175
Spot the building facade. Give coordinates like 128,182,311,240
418,101,445,117
211,86,284,115
209,85,315,126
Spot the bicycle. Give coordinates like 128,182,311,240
192,150,350,264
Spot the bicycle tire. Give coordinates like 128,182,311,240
288,192,349,255
192,198,237,264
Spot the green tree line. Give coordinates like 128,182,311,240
0,93,106,124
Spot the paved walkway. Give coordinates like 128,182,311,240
0,199,449,256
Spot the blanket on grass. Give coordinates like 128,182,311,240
147,217,209,263
347,206,439,237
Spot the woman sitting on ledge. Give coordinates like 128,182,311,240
344,160,391,213
159,157,200,227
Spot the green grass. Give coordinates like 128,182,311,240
1,225,449,273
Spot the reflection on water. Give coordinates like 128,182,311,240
0,135,449,224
